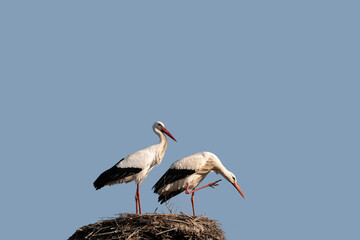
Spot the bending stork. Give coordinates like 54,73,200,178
153,152,245,216
94,121,177,214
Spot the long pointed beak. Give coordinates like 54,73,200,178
162,127,177,142
233,181,246,199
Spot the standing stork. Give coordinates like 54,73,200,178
153,152,245,216
93,121,177,214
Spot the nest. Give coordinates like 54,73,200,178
68,212,225,240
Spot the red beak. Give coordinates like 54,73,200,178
233,182,246,199
162,127,177,142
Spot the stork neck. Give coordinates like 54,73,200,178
153,129,168,164
219,167,232,182
210,154,232,182
158,130,168,146
152,128,167,149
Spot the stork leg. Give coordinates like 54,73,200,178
135,191,139,214
191,192,195,216
185,180,221,194
185,180,221,216
135,182,142,214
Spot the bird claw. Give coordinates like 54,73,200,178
210,179,222,188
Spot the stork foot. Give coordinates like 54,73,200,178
209,179,222,188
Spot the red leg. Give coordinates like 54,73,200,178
135,189,139,214
185,180,221,194
137,182,142,214
191,192,195,216
185,180,221,216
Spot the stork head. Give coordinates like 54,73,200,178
153,121,177,142
209,152,246,199
227,172,246,200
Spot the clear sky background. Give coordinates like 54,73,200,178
1,1,359,240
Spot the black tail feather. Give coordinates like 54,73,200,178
93,159,141,190
158,189,184,204
153,169,195,193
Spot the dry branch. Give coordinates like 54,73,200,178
68,213,225,240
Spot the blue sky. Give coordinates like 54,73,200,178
1,1,359,239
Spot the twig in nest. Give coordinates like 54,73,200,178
156,227,177,235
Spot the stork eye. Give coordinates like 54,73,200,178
232,176,236,181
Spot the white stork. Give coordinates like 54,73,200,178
93,121,177,214
153,152,245,216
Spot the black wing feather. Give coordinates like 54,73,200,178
152,168,195,203
153,169,195,193
93,158,142,190
153,169,195,204
158,189,184,204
